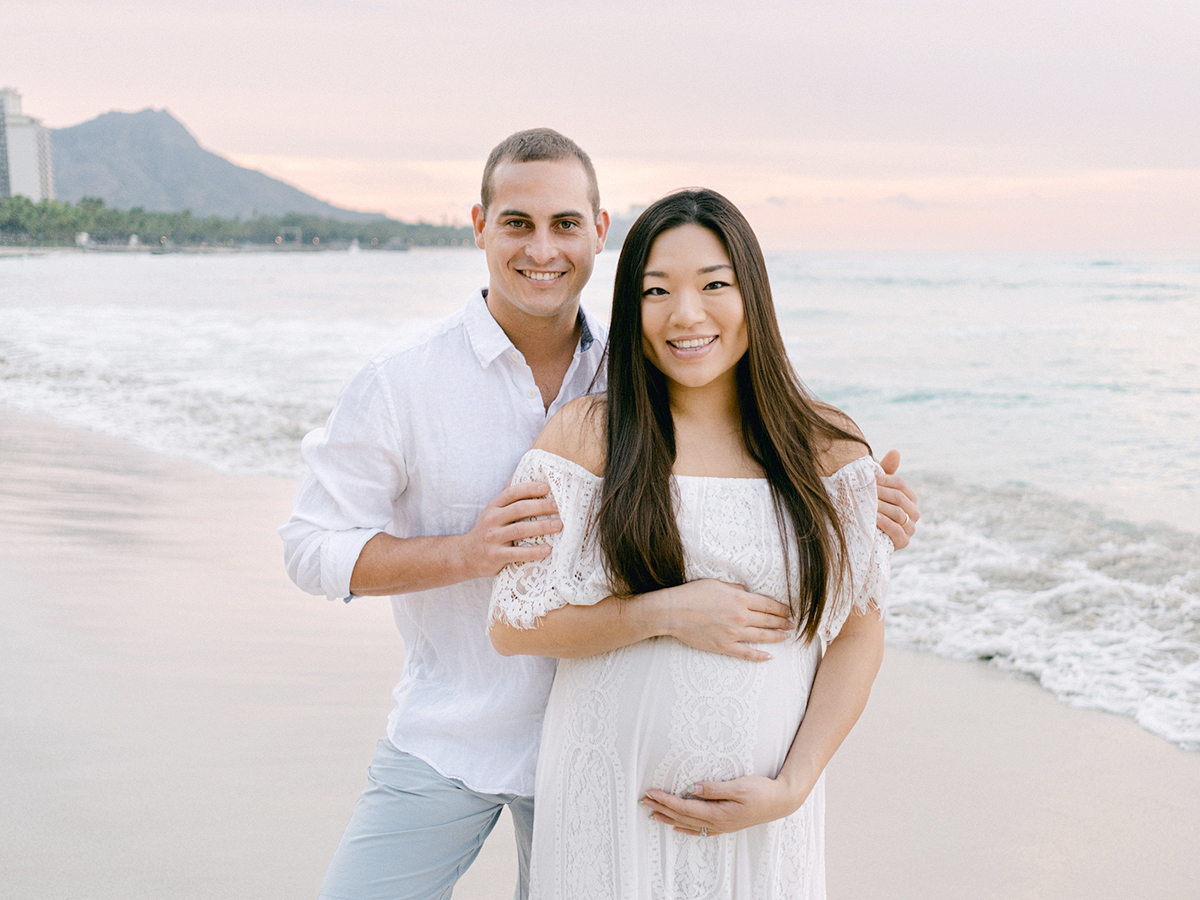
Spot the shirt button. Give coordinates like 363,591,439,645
526,389,537,399
509,350,520,360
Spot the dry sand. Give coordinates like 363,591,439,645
2,405,1197,899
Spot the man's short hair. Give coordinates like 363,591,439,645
480,128,601,219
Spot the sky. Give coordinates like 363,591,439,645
5,0,1199,250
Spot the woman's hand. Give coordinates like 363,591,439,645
639,774,810,836
642,608,885,837
657,579,794,662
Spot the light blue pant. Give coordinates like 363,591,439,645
318,739,534,900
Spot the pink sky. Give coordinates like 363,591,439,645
6,0,1198,250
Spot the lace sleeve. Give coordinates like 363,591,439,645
489,449,608,630
819,456,893,643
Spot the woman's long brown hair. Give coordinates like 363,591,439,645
598,189,868,640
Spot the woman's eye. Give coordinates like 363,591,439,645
704,280,730,291
642,286,668,297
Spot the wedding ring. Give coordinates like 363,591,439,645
701,827,708,837
901,512,910,528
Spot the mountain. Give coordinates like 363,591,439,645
51,109,383,221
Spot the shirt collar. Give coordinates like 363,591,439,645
465,288,601,368
578,311,596,353
464,289,514,368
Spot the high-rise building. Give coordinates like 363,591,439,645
0,88,54,202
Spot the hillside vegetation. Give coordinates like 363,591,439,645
0,196,475,248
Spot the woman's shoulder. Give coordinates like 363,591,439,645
531,394,607,476
814,403,870,477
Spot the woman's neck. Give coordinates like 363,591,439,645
667,373,763,478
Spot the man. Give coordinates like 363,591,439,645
281,128,919,900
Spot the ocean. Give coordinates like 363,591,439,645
2,248,1198,751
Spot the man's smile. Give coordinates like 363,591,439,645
519,269,566,282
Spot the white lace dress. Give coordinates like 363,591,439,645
490,449,891,900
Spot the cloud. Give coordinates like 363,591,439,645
884,193,927,211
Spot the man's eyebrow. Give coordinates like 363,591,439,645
496,209,586,221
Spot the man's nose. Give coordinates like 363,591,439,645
524,228,557,264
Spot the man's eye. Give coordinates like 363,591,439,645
558,221,577,230
505,220,528,228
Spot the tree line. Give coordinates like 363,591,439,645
0,196,477,248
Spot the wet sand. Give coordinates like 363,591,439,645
2,405,1197,899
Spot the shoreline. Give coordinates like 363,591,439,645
0,244,482,257
2,405,1198,898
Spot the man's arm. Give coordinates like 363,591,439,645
349,481,563,595
281,358,567,600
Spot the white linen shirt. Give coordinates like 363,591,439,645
280,289,607,796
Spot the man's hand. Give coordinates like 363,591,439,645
657,580,793,662
876,449,919,550
640,774,804,836
457,481,563,580
349,481,563,596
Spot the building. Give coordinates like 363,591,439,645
0,88,54,202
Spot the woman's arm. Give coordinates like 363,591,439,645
489,395,795,661
490,578,794,662
639,606,885,835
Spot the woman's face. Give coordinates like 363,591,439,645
640,224,749,392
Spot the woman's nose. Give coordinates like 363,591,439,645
669,289,706,326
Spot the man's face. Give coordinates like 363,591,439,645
472,158,609,326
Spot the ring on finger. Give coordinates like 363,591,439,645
700,827,708,837
901,512,910,527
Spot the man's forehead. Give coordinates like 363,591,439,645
488,158,596,208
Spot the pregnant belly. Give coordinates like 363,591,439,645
548,636,821,797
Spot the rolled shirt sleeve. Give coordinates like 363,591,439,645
279,359,408,601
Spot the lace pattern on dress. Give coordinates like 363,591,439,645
489,449,609,630
817,456,893,643
517,452,891,899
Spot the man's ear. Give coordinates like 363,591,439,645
594,208,611,254
471,204,487,249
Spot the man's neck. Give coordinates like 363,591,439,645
484,290,584,410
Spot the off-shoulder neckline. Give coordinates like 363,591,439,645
521,448,877,484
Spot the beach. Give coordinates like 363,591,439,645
2,404,1197,899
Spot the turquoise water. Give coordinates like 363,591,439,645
2,248,1198,749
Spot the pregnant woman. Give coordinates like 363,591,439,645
489,189,892,899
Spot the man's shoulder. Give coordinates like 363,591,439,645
366,302,475,371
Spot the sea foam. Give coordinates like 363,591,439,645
889,476,1200,750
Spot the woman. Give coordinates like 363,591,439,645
489,189,891,899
